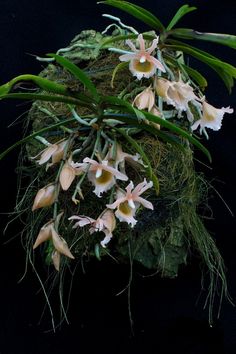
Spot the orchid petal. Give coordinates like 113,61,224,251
51,226,75,259
136,196,154,210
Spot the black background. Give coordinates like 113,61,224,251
0,0,236,353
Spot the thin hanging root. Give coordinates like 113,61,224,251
102,14,138,34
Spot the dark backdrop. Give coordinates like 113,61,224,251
0,1,236,353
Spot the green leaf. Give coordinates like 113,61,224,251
165,40,236,91
104,113,184,148
100,33,156,48
142,110,211,162
166,5,197,31
98,0,165,32
103,99,211,161
212,66,234,92
47,53,99,102
102,95,148,122
0,74,71,97
0,117,76,161
116,128,160,194
170,28,236,49
180,63,208,88
0,92,91,107
101,95,135,112
102,97,211,161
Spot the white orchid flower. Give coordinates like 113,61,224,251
106,179,153,227
191,101,234,134
83,157,128,197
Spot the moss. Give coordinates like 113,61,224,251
12,29,229,326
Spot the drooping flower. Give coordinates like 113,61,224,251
105,143,141,172
155,78,199,120
32,184,57,211
133,86,162,128
191,101,234,134
33,213,75,270
83,157,128,197
59,157,86,191
33,139,68,167
106,179,153,227
133,86,155,111
69,209,116,248
119,34,165,80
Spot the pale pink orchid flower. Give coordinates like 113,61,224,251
33,213,75,271
32,184,57,211
133,87,162,129
191,101,234,134
106,179,153,228
119,34,165,80
59,158,86,191
133,86,155,112
83,157,128,197
155,78,199,120
34,139,68,167
69,209,116,248
105,143,141,172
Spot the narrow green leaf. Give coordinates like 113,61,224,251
99,0,165,31
116,128,160,194
142,110,211,162
100,33,156,49
47,53,99,101
0,117,76,161
0,92,90,107
171,28,236,49
101,95,134,112
104,113,183,148
166,5,197,31
166,44,236,77
165,40,236,91
212,66,234,93
100,34,136,49
180,63,208,88
0,74,70,97
103,98,211,161
166,39,234,92
102,95,148,122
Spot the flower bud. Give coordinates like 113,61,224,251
32,184,56,211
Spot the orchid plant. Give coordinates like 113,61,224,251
0,0,235,327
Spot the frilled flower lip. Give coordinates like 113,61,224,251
191,101,234,133
83,157,128,197
155,78,199,115
106,179,153,227
119,34,165,80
